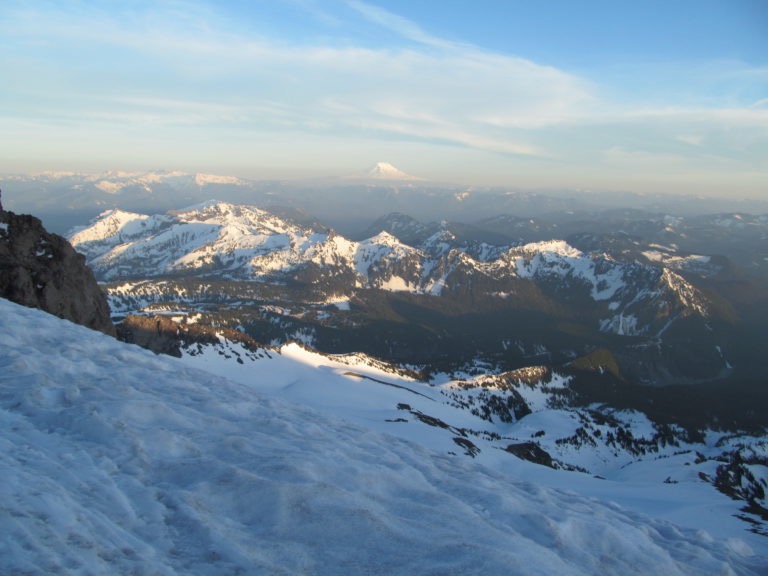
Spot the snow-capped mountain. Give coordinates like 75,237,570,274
1,297,766,574
4,169,767,246
69,201,428,289
69,200,735,386
5,192,768,572
497,240,709,336
70,201,710,332
69,201,329,281
363,161,418,180
360,212,441,245
0,170,266,234
86,169,250,194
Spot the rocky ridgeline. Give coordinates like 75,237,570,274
0,190,115,336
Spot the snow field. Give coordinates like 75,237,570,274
0,299,765,574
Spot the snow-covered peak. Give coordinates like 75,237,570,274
169,198,225,214
365,162,416,180
135,169,187,184
193,173,246,186
92,169,188,189
421,229,458,257
45,170,250,197
68,209,151,244
173,199,246,221
69,201,318,280
170,201,292,233
425,228,457,244
362,230,404,247
514,239,582,258
93,180,124,194
95,169,145,180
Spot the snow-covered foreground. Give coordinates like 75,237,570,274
1,299,765,575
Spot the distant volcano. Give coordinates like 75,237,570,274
364,162,418,180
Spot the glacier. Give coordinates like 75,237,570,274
0,298,766,574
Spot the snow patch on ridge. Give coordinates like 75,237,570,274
68,209,151,244
508,240,624,301
194,173,246,186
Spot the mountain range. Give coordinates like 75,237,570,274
3,168,767,237
58,197,767,446
1,183,767,572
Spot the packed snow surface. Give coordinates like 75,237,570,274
1,299,765,575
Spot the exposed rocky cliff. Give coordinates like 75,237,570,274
0,192,115,336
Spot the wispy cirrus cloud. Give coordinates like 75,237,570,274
346,0,454,49
0,0,766,195
1,0,593,158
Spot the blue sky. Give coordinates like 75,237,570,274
1,0,766,198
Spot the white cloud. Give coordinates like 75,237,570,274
0,0,766,196
0,0,595,158
676,135,704,147
346,0,455,49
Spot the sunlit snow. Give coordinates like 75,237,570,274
2,299,766,574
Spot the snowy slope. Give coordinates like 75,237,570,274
1,298,766,574
178,336,768,546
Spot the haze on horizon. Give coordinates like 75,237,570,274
0,0,766,200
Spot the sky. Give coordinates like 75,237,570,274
0,0,766,198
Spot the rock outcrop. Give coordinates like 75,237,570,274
116,314,266,357
0,196,115,336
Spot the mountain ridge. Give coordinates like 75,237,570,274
70,201,709,303
5,169,767,238
70,200,712,337
2,197,767,572
69,199,746,388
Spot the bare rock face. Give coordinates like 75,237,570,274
0,200,116,336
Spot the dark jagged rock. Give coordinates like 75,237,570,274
504,442,555,468
713,450,768,521
452,436,480,458
117,314,268,357
0,204,115,336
